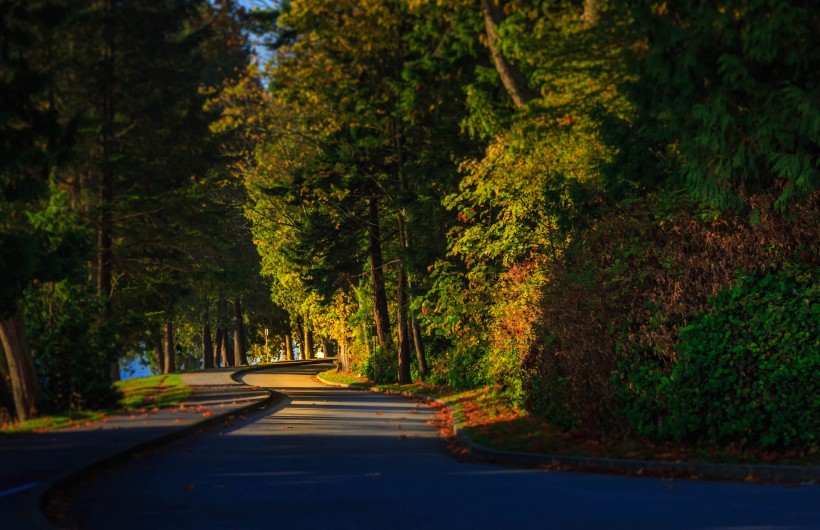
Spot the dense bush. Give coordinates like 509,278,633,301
666,265,819,450
23,282,120,413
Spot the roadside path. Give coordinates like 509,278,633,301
67,363,820,530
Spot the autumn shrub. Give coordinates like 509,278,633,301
525,191,820,437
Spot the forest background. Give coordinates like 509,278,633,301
1,0,818,455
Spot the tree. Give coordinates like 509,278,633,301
622,0,820,212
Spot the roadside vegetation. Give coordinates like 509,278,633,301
0,374,190,436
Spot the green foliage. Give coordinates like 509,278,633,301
620,265,820,451
365,346,398,385
623,0,820,211
23,281,120,413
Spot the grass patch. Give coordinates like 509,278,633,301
321,370,820,466
0,374,191,437
115,373,191,410
317,368,372,388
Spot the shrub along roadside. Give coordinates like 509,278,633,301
0,374,190,436
317,368,820,466
664,265,817,451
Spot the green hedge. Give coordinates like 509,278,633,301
621,264,819,451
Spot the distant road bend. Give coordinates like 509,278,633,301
66,361,820,530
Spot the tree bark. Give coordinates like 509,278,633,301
217,298,232,367
367,196,392,350
295,316,305,360
303,326,314,359
153,324,165,374
0,307,39,421
163,321,175,374
99,0,118,382
480,0,537,108
396,215,412,384
202,321,214,369
213,325,223,368
233,298,247,366
411,316,427,380
284,331,293,361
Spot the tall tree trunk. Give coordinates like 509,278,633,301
396,215,412,384
367,196,392,350
303,325,314,359
0,307,39,421
217,298,232,367
223,330,234,367
213,325,223,368
99,0,118,382
153,324,165,374
284,331,293,361
233,298,247,366
480,0,537,108
295,316,305,360
202,321,214,369
163,321,175,374
411,316,427,380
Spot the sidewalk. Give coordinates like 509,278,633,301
0,369,272,530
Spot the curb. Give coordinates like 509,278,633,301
31,359,333,529
314,375,820,484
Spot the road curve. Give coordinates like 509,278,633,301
67,362,820,530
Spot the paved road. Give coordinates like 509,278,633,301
67,362,820,530
0,386,268,530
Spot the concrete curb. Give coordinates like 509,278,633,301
31,359,333,529
314,375,820,484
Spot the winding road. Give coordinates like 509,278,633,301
67,362,820,530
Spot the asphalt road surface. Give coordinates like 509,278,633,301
67,362,820,530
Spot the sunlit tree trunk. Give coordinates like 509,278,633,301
480,0,537,108
284,331,293,361
0,307,39,421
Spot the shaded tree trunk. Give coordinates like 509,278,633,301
163,321,175,374
0,307,39,421
233,298,247,366
153,324,165,374
217,298,232,367
367,196,392,350
202,321,214,369
295,316,305,360
480,0,537,108
303,326,314,359
396,215,412,384
411,316,427,380
213,325,223,368
98,0,118,383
